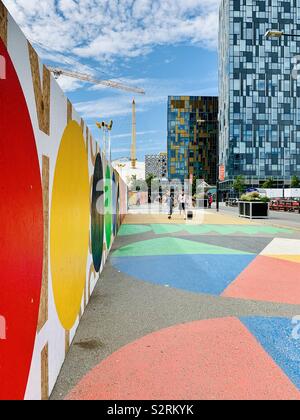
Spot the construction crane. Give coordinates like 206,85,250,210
131,99,137,169
48,67,145,95
49,67,144,165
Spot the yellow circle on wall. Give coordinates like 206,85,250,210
50,121,90,331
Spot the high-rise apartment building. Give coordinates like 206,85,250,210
219,0,300,189
167,96,218,184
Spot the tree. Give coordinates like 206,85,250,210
262,178,274,189
233,175,245,196
146,174,155,189
146,174,161,203
291,175,300,188
128,174,137,191
192,177,197,196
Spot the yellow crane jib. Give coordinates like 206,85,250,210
48,67,145,95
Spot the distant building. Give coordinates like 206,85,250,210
219,0,300,190
112,160,145,186
145,152,168,179
167,96,218,184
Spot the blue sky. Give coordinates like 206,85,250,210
4,0,220,161
71,45,218,161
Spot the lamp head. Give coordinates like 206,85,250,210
265,30,284,39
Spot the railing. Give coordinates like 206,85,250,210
270,199,300,213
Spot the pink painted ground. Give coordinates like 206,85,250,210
223,256,300,305
66,318,300,400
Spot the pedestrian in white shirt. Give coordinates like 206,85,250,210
179,192,187,220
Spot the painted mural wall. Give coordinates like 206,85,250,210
0,1,127,400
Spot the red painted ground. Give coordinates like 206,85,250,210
222,256,300,305
66,318,300,400
0,39,44,400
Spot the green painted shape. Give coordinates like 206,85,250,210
208,225,240,235
260,226,293,235
105,166,112,249
117,224,293,240
232,225,293,235
184,225,293,236
184,225,243,235
112,237,252,258
151,224,184,235
184,225,213,235
233,226,261,235
118,225,152,236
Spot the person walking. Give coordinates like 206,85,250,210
167,192,174,220
136,189,141,206
179,191,187,220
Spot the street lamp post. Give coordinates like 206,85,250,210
265,29,300,198
283,146,286,198
265,30,300,40
96,120,113,162
216,142,220,213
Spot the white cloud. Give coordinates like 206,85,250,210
75,75,218,119
3,0,219,143
75,95,142,119
112,137,166,155
55,75,86,92
4,0,221,63
112,130,160,139
113,144,163,154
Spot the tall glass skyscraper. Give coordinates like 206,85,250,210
219,0,300,188
167,96,218,184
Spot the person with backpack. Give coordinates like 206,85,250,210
167,192,174,220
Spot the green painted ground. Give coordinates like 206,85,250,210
118,225,153,236
112,237,252,258
118,224,293,237
151,225,184,235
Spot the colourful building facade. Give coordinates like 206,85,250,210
167,96,218,184
145,152,168,179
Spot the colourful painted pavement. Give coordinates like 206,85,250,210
67,318,300,400
51,212,300,401
118,223,293,237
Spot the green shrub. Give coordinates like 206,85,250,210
240,192,269,202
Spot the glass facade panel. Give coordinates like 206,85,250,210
219,0,300,183
167,96,218,184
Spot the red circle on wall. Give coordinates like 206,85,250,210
0,39,44,400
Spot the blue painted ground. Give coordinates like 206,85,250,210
241,317,300,391
111,254,256,295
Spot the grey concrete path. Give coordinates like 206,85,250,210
219,203,300,230
51,212,300,400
